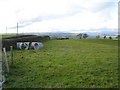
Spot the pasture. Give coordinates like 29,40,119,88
3,39,118,88
1,34,16,39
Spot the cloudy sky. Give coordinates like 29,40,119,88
0,0,118,33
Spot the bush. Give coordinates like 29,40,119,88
109,36,112,39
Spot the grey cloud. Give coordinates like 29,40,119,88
8,22,32,29
9,12,81,29
8,26,16,29
8,1,118,29
92,2,117,12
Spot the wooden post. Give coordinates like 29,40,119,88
10,46,14,64
3,48,9,73
6,27,7,34
17,23,18,35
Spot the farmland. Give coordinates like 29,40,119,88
3,39,118,88
1,34,16,39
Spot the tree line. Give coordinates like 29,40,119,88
77,33,118,40
77,33,88,39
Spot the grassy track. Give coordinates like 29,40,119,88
4,39,118,88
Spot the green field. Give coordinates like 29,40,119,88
4,39,118,88
1,34,16,39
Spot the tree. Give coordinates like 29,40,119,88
77,33,83,39
118,35,120,39
96,35,100,39
109,36,112,39
77,33,88,39
104,35,106,39
83,33,88,39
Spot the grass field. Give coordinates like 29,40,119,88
1,34,16,39
4,39,118,88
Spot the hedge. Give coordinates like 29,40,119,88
2,35,50,51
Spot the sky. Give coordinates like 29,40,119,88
0,0,119,34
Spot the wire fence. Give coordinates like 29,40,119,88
0,35,2,90
1,46,14,90
0,53,2,90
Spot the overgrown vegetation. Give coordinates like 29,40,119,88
3,39,118,88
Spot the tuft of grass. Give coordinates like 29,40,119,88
4,39,118,88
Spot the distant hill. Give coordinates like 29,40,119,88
5,28,117,39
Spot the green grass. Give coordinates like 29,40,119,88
1,34,16,39
4,39,118,88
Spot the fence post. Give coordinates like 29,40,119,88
0,55,2,90
3,48,9,73
10,46,14,64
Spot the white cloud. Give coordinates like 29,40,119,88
0,0,118,33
